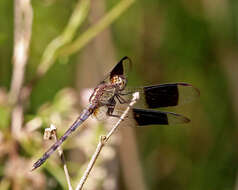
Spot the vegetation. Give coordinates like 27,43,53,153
0,0,237,189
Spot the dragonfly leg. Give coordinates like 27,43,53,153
107,110,128,120
106,102,118,117
106,103,128,120
107,112,121,118
106,99,123,119
106,106,121,118
118,91,134,96
116,94,131,104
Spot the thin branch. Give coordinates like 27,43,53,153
44,124,73,190
15,0,91,119
10,0,33,138
75,92,140,190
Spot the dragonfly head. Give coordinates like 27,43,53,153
110,75,127,91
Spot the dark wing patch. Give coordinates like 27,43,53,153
143,83,199,108
132,108,190,126
144,84,179,108
110,56,132,79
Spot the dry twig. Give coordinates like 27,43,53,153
75,92,140,190
44,124,73,190
10,0,33,138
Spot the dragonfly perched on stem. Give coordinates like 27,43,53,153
32,56,199,171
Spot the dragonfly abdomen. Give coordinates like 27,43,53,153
32,104,96,171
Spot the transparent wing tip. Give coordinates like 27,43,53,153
177,83,200,105
167,112,191,125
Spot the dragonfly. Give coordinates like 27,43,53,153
32,56,199,171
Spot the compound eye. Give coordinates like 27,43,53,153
110,75,127,90
111,76,119,85
118,77,127,90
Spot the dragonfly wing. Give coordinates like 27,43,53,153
124,83,199,109
111,104,190,126
101,56,132,84
92,106,108,121
131,108,190,126
143,83,199,108
110,56,132,79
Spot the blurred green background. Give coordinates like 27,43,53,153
0,0,238,189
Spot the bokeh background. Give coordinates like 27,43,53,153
0,0,238,189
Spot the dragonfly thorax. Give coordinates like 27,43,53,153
89,83,116,106
110,75,127,91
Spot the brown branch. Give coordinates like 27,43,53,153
75,92,140,190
